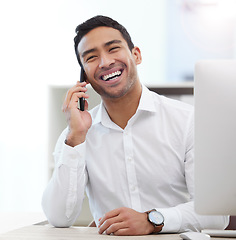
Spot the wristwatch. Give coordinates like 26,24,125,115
146,209,164,233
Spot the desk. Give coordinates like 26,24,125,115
0,225,235,240
0,211,45,234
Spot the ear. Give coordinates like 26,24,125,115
132,46,142,65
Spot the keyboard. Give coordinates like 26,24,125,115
202,229,236,238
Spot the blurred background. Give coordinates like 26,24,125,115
0,0,235,229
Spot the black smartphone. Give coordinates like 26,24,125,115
74,38,85,111
79,69,85,111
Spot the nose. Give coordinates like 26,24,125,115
99,53,115,68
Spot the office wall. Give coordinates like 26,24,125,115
0,0,235,214
0,0,167,212
166,0,236,82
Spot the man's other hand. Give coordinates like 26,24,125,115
98,207,155,236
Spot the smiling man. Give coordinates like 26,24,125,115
76,25,142,129
42,15,228,236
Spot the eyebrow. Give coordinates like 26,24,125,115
81,48,97,58
104,39,122,47
81,39,122,59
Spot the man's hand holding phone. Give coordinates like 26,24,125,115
62,81,92,147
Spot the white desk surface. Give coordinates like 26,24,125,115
0,225,235,240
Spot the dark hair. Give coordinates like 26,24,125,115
74,15,134,67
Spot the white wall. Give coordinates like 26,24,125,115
0,0,167,212
166,0,236,82
0,0,235,213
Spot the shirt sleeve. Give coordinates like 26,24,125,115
157,112,229,233
41,128,88,227
156,202,229,233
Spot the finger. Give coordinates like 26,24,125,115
84,99,89,111
62,82,87,111
98,215,121,234
62,86,88,112
64,85,87,109
113,228,131,236
68,92,89,110
67,82,87,100
105,221,127,235
98,209,120,227
76,81,87,87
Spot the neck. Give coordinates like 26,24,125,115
102,82,142,129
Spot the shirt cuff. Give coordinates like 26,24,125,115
56,141,86,169
156,207,182,233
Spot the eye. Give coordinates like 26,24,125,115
86,55,97,62
109,46,120,52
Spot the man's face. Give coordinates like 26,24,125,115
77,26,142,100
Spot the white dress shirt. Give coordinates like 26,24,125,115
42,85,228,232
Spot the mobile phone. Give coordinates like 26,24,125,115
74,39,85,111
79,68,85,111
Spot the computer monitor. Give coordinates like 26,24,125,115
194,60,236,216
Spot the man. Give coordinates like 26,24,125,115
42,15,228,235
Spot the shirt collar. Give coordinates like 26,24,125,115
138,84,158,112
92,84,158,126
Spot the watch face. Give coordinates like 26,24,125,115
149,211,164,225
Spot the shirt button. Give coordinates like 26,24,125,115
127,157,132,162
130,185,136,192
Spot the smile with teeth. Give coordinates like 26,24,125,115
102,70,122,81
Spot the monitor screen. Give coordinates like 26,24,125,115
194,60,236,215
